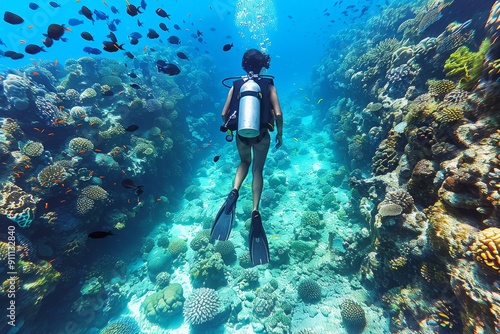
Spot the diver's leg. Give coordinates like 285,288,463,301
251,133,270,211
233,135,252,191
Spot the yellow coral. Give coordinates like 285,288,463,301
99,124,125,139
471,227,500,274
444,39,490,89
427,79,456,98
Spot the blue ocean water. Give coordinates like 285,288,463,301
1,0,499,333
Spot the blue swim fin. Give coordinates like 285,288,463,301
210,189,238,241
249,210,270,266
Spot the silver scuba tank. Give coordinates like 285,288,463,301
238,79,261,138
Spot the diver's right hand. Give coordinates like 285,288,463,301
275,133,282,148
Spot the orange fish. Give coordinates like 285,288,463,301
28,25,34,29
78,150,85,154
60,199,66,203
65,189,72,194
99,175,105,179
89,170,94,176
54,59,59,67
48,133,54,136
94,149,102,153
45,203,49,209
143,45,148,51
20,40,26,44
33,71,39,75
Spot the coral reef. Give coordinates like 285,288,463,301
340,299,366,332
297,279,322,303
141,283,184,325
183,287,221,325
0,182,37,228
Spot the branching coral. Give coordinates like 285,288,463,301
444,40,491,90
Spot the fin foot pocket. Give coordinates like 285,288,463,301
249,210,270,266
210,189,239,241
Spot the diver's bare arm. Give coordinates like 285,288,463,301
270,85,283,135
221,87,234,122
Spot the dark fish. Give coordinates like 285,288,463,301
176,52,188,60
81,6,94,24
125,125,139,132
157,60,180,76
173,24,181,30
126,4,142,17
121,179,143,195
209,27,216,32
159,22,168,31
213,155,220,162
197,30,203,37
103,42,124,52
197,37,203,43
29,3,39,10
4,11,24,25
68,18,84,26
88,230,114,239
128,72,138,78
140,0,147,10
137,19,143,27
129,32,142,39
147,29,159,39
110,6,119,14
288,15,293,19
107,19,117,31
222,43,233,51
156,8,170,19
81,32,94,41
108,32,118,43
83,46,102,55
42,37,53,48
93,9,108,20
125,51,134,59
129,37,139,45
4,51,24,60
46,23,65,40
25,44,45,55
102,90,114,96
129,84,141,89
167,36,181,45
49,1,60,8
150,48,156,52
0,38,7,47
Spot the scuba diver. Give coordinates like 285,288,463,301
211,49,283,266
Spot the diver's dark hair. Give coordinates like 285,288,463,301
242,49,271,74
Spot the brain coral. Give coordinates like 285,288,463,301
471,227,500,274
340,299,366,331
0,182,37,228
183,287,221,325
427,79,456,99
80,87,97,101
167,238,188,257
81,185,108,200
69,137,94,152
141,283,184,325
380,189,414,214
21,141,44,157
297,279,322,303
37,165,67,187
69,106,86,119
100,316,139,334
